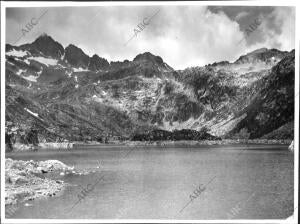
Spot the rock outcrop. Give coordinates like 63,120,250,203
288,140,294,152
5,159,75,205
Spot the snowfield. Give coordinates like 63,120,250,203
6,49,28,57
27,56,58,66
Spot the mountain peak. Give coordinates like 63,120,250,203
133,52,163,64
39,32,50,38
34,33,56,44
29,33,64,59
234,48,288,64
64,44,90,68
248,48,268,55
133,52,173,71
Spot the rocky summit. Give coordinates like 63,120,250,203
5,34,295,143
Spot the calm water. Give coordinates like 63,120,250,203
6,145,294,219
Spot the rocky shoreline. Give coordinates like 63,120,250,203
124,139,293,147
6,139,293,152
5,158,77,205
11,142,74,151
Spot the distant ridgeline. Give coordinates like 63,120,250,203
5,34,295,145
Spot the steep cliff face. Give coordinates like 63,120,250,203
5,34,294,142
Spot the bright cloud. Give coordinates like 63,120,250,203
6,5,295,70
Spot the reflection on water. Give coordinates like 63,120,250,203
6,145,294,219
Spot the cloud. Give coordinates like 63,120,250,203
263,7,295,51
5,6,295,70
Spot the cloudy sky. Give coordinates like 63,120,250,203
6,5,295,69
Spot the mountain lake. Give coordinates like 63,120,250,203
5,144,294,219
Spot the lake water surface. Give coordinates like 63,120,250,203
6,144,294,219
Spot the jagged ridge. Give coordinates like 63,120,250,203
5,34,295,143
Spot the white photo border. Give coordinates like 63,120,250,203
1,1,299,223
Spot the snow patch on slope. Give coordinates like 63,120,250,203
66,71,72,77
6,49,28,57
73,67,89,72
27,57,58,66
24,108,39,117
16,69,25,76
23,75,38,82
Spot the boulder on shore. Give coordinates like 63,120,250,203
288,140,294,152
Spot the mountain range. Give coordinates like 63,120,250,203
5,34,295,142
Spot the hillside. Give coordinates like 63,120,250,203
5,34,295,144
